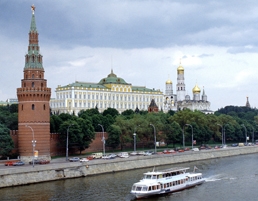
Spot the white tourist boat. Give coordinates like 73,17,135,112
130,167,205,199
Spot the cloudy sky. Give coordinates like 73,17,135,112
1,0,258,111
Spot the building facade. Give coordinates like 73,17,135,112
50,70,163,115
16,6,51,161
164,63,212,113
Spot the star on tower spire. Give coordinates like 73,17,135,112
31,4,35,15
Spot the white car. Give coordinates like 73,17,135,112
119,152,129,158
80,158,89,162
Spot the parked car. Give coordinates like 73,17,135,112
92,152,103,159
39,160,50,164
192,148,199,151
13,161,25,166
130,151,137,156
144,151,153,156
102,154,116,159
5,161,15,166
80,158,89,162
168,149,177,154
137,151,145,155
29,159,41,165
118,152,129,158
69,157,80,162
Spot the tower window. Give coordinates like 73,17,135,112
43,104,46,110
32,74,34,78
32,82,35,87
32,104,35,110
22,105,23,110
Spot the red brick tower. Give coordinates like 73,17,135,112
17,5,51,161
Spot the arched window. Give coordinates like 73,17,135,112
32,82,34,87
43,104,46,110
41,83,43,88
32,104,35,110
32,74,34,78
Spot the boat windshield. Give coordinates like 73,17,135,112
144,174,157,179
132,185,148,191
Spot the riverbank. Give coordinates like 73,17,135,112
1,146,257,188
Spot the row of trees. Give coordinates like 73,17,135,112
1,104,258,157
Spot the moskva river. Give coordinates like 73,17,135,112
0,153,257,201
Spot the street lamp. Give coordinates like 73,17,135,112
133,133,136,152
66,124,74,161
182,126,185,148
223,124,229,145
241,124,248,144
217,124,223,146
133,125,140,152
150,124,156,154
98,124,105,156
26,125,36,168
251,126,254,144
185,124,193,149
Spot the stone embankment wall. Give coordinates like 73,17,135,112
1,146,257,188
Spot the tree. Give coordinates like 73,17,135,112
103,108,119,117
106,125,121,149
58,118,95,155
0,124,14,158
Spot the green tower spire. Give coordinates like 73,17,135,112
24,5,43,69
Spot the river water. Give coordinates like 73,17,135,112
0,153,258,201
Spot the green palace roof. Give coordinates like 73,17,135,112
98,69,129,85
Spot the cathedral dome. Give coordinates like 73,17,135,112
177,65,184,74
192,84,201,93
166,79,172,84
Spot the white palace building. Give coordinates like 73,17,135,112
50,63,212,115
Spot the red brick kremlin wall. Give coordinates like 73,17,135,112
10,131,109,157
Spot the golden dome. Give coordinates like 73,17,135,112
166,79,172,84
177,65,184,74
192,84,201,93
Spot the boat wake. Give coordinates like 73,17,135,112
205,174,237,182
204,174,224,182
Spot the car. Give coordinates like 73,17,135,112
130,151,137,156
39,160,50,164
192,148,199,151
29,159,41,165
102,154,116,159
118,152,129,158
137,151,145,155
69,157,80,162
80,158,89,162
168,149,177,154
144,151,153,156
5,161,15,166
13,161,25,166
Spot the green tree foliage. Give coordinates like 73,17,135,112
103,108,119,117
58,117,95,155
0,124,14,158
106,125,121,149
0,105,18,130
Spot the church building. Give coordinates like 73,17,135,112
164,62,212,113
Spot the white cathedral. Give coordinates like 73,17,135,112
163,63,212,113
